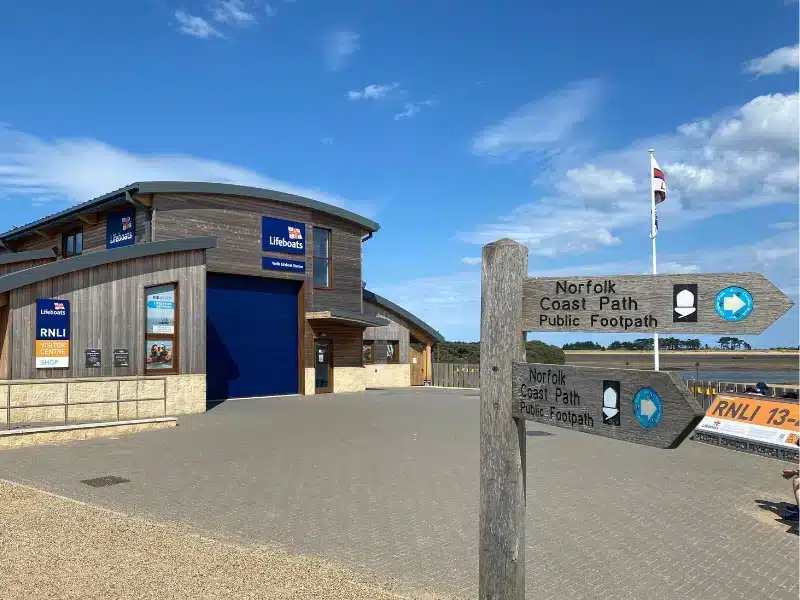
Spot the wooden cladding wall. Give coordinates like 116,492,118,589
310,211,363,314
153,192,367,376
362,300,410,364
152,193,365,315
9,250,206,379
306,322,362,368
0,257,56,276
7,205,149,256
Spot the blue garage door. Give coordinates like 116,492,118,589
207,273,300,400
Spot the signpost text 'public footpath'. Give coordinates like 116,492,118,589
477,237,795,599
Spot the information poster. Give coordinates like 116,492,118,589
85,349,101,368
146,339,174,370
113,349,130,368
146,284,176,334
35,298,70,369
696,394,800,450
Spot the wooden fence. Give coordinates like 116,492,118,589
431,366,800,407
431,363,480,388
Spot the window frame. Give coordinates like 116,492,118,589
143,282,180,376
362,340,375,365
62,227,84,258
386,340,400,364
312,226,333,289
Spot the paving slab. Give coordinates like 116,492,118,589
0,388,796,600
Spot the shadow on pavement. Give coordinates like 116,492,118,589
527,430,554,437
755,499,799,535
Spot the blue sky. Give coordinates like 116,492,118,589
1,0,798,348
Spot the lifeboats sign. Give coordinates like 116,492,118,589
262,216,306,256
696,393,799,450
35,298,70,369
106,210,136,249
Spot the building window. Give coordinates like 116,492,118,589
313,227,332,288
386,341,399,364
145,283,178,374
62,228,83,258
362,341,375,364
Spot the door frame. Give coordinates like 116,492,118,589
314,338,334,394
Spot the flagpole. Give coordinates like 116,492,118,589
649,149,660,372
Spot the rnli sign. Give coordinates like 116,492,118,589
696,393,799,450
106,210,136,249
262,216,305,256
35,298,70,369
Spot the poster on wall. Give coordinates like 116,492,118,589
106,210,136,249
146,284,176,334
35,298,70,369
146,339,174,370
85,349,101,368
262,216,306,255
113,349,130,368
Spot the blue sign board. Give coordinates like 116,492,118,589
632,387,663,429
35,298,71,368
262,256,306,274
714,286,754,322
262,216,305,255
106,210,136,249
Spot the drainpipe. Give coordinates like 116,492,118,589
125,191,153,243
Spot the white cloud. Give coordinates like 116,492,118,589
321,137,333,145
0,124,374,217
175,11,223,38
347,83,400,100
470,79,603,158
461,257,481,265
211,0,257,26
264,4,278,17
743,44,799,76
556,165,636,200
324,30,359,72
461,91,799,256
769,221,798,230
394,99,435,120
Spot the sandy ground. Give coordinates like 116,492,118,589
0,479,447,600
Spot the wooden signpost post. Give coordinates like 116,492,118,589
478,238,795,600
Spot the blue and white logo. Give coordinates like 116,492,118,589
262,216,306,256
632,387,663,429
714,286,754,322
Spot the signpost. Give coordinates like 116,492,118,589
522,273,793,334
512,363,703,449
478,238,797,600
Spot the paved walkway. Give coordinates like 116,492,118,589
0,389,796,600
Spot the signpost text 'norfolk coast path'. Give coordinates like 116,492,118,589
478,238,794,600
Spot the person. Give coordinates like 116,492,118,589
783,434,800,520
782,467,799,518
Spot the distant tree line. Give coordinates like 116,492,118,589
433,341,565,365
562,337,772,351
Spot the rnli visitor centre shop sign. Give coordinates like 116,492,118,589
35,298,70,369
106,210,136,249
262,216,306,256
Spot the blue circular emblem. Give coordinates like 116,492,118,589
714,286,754,322
633,387,663,429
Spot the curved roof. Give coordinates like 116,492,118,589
0,237,216,294
0,181,379,241
363,289,445,343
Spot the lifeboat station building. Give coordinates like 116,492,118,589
0,182,443,426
